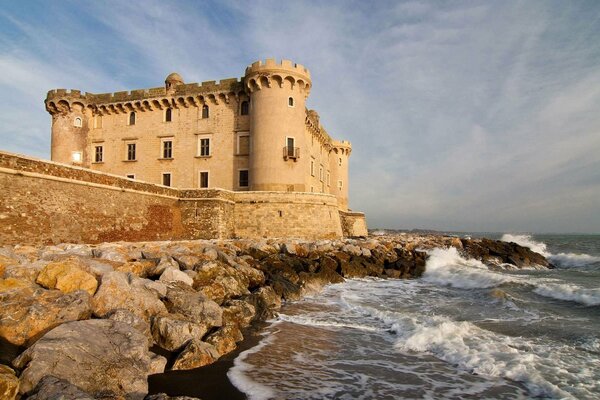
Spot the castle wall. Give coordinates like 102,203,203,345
339,211,368,237
0,152,363,245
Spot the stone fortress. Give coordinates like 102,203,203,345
0,59,367,245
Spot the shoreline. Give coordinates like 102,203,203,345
148,324,269,400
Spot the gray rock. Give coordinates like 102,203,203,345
92,271,167,321
151,314,209,351
13,319,166,399
163,283,222,328
25,375,93,400
159,267,194,286
108,309,152,343
171,339,220,370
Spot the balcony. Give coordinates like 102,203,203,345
283,146,300,161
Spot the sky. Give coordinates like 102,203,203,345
1,0,599,233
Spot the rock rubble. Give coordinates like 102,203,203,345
0,233,551,399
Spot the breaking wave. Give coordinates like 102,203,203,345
501,234,600,268
533,283,600,306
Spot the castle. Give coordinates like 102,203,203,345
0,59,366,245
46,59,352,210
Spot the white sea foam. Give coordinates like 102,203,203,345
549,252,600,268
500,234,550,256
533,283,600,306
277,314,383,332
228,333,278,400
423,247,513,289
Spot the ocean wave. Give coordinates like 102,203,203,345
500,234,550,257
549,252,600,268
390,315,579,399
533,283,600,306
228,333,278,400
423,247,513,289
277,314,383,332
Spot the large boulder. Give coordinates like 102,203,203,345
0,365,19,400
171,339,220,370
222,300,256,328
107,309,152,343
13,319,166,398
151,314,209,352
25,376,93,400
159,267,194,286
163,283,222,328
92,271,167,321
461,238,553,268
0,287,91,346
36,258,98,296
205,325,243,356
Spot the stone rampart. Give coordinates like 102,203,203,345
0,152,366,245
340,210,368,237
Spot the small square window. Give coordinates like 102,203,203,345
74,117,82,128
126,174,135,179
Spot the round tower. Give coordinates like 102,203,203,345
244,59,312,192
329,140,352,211
46,90,89,166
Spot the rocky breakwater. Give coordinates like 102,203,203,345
0,234,551,399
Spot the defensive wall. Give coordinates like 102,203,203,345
0,151,367,245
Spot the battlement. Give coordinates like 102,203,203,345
46,77,245,108
245,58,311,82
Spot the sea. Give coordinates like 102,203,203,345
228,233,600,399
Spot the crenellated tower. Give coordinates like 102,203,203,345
329,140,352,211
244,59,312,192
46,90,91,166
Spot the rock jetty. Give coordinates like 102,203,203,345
0,233,551,399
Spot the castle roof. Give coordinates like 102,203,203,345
165,72,184,85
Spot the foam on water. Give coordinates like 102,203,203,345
227,332,278,400
423,247,514,289
533,282,600,306
501,233,600,268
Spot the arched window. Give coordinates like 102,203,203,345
165,108,172,122
129,112,136,125
288,97,294,107
240,101,249,115
74,117,82,128
202,105,209,118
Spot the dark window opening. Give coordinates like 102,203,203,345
239,170,249,187
240,101,249,115
165,108,172,122
163,140,173,158
199,138,210,156
126,174,135,179
202,105,209,118
129,112,136,125
127,143,136,161
162,173,171,187
199,171,209,188
94,146,103,163
288,97,294,107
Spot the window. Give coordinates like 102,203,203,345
126,174,135,179
310,186,314,193
338,157,342,166
338,180,343,190
198,137,210,157
94,115,102,129
310,160,315,176
319,165,324,182
288,97,294,107
127,143,136,161
327,171,331,186
162,173,171,187
162,140,173,159
199,171,209,188
239,169,249,187
240,101,249,115
165,108,172,122
202,105,209,118
129,112,136,125
71,151,82,163
94,145,103,163
74,117,82,128
237,134,249,155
